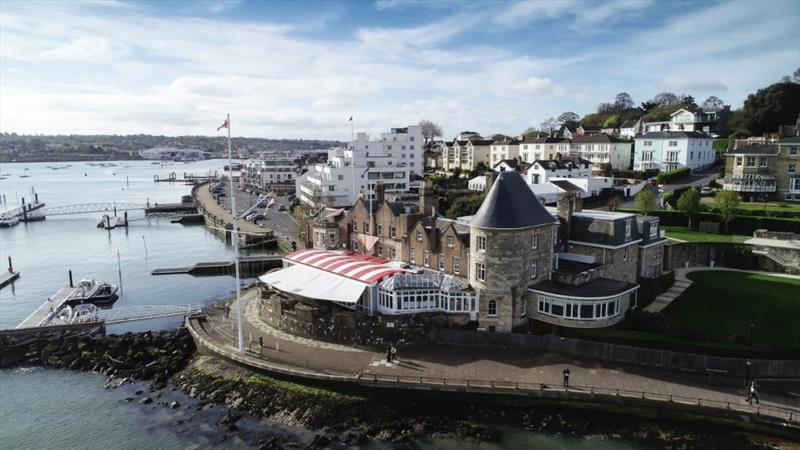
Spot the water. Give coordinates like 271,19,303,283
0,160,647,449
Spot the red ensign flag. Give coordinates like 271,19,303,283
217,119,229,131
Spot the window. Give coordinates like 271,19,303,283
790,164,796,174
655,246,662,259
790,146,798,156
623,246,629,261
475,262,486,281
338,174,344,180
668,140,678,147
416,231,422,241
649,223,658,239
746,157,756,167
447,236,454,248
363,222,369,233
423,250,430,267
377,224,382,236
690,151,694,160
530,261,537,279
624,219,632,240
735,156,742,167
760,158,768,168
328,185,335,191
477,235,486,251
390,225,396,238
377,245,383,256
390,247,396,259
353,239,359,251
410,248,416,263
521,297,527,317
487,299,497,316
453,256,460,274
438,254,445,271
532,232,539,249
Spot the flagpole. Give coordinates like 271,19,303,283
227,113,244,354
350,115,356,207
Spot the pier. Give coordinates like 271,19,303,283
151,255,282,277
153,171,220,184
0,271,20,289
16,287,77,329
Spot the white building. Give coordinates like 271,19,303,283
633,131,715,172
570,134,632,170
524,158,593,185
489,138,520,166
441,134,494,173
619,119,641,139
296,126,424,208
244,154,297,193
641,107,732,137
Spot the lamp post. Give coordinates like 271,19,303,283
747,323,755,387
745,358,752,387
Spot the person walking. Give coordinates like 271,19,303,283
748,380,760,405
386,347,392,363
562,368,570,388
390,345,397,363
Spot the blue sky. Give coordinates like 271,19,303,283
1,0,798,139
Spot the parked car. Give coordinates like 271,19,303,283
278,205,287,211
700,186,714,196
250,213,265,221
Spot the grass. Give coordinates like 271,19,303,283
244,373,363,400
576,270,800,354
663,226,749,243
663,270,800,350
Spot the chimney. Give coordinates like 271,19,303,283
484,172,497,193
374,181,385,205
419,179,437,216
556,192,576,252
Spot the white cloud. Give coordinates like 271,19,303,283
512,77,556,94
208,0,240,13
40,36,129,62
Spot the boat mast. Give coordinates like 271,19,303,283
117,250,123,297
227,113,245,353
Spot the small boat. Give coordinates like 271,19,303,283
97,214,128,230
67,278,119,306
0,216,21,227
19,174,30,178
71,304,99,323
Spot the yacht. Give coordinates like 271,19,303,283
67,278,119,306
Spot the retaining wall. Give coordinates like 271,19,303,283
429,329,800,378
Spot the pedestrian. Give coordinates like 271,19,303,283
562,368,570,388
390,345,397,362
386,347,392,363
748,380,760,405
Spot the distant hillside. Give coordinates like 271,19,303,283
0,133,340,162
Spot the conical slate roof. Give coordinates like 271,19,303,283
470,171,556,229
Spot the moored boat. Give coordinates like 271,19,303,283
67,278,119,306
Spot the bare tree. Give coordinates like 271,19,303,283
701,95,726,112
597,102,615,113
651,92,681,106
418,120,443,147
540,117,560,133
782,67,800,84
557,112,580,123
614,92,634,110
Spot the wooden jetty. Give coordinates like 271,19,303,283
16,287,77,329
151,255,282,277
144,202,197,215
0,271,20,289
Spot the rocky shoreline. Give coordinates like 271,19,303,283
2,327,796,449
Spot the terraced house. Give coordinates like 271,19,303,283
722,137,800,202
441,132,494,172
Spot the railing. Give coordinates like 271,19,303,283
359,373,799,423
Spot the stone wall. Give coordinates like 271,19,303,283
430,328,800,378
567,242,640,283
666,242,748,271
258,293,470,347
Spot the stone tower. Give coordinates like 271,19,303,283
419,179,437,216
469,171,557,332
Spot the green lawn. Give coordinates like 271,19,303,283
663,226,749,243
662,270,800,350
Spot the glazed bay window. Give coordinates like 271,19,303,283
536,295,623,320
475,262,486,281
477,235,486,251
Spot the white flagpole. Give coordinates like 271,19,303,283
350,115,356,207
227,113,244,354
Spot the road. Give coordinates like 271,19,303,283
617,165,722,210
216,181,301,246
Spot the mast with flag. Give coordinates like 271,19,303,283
349,115,356,207
218,114,244,353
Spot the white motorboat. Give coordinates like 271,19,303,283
67,278,119,306
0,215,21,227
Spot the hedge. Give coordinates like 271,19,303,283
656,167,690,184
612,169,659,180
619,209,800,234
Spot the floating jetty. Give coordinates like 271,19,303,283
0,257,20,289
0,192,46,227
153,171,219,184
151,255,282,277
16,287,77,329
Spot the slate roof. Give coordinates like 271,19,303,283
638,131,710,139
572,134,627,144
519,137,570,144
550,180,585,193
726,144,779,155
779,136,800,144
529,278,638,297
470,171,557,229
620,119,638,128
531,157,591,170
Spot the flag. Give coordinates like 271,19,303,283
348,115,353,121
217,119,229,131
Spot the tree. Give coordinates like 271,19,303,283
639,101,658,114
682,95,697,108
614,92,634,111
780,67,800,84
651,92,681,106
445,192,486,219
636,189,657,216
597,102,615,113
701,95,726,112
557,112,580,129
715,190,740,233
540,117,560,133
734,82,800,136
522,126,541,140
419,120,443,147
676,187,701,228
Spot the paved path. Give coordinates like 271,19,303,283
196,290,799,420
645,267,800,313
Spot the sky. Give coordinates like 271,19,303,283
0,0,798,140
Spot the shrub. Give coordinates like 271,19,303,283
656,167,690,184
634,311,668,334
612,169,659,180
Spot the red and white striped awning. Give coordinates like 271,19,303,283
284,249,408,285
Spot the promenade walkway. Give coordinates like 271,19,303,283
190,289,800,424
645,267,800,313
